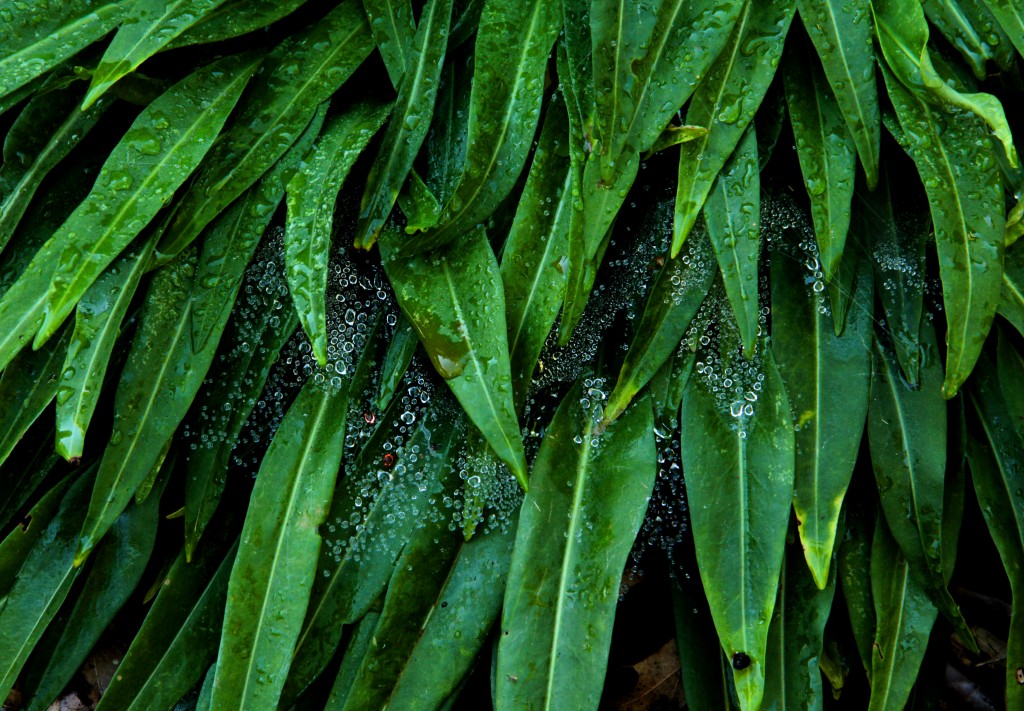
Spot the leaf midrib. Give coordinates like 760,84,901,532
0,3,122,69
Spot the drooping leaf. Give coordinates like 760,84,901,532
983,0,1024,58
496,385,656,710
868,325,977,651
882,64,1004,398
680,344,795,711
84,0,234,108
772,233,871,589
286,100,392,363
32,52,259,347
0,0,127,102
867,518,938,711
392,0,561,255
966,352,1024,710
501,95,571,411
356,0,453,246
704,124,761,357
363,0,416,86
673,0,794,256
795,0,880,187
167,0,309,48
56,236,154,461
94,541,238,711
375,315,418,411
156,0,375,260
837,496,876,675
0,477,74,603
210,377,350,711
923,0,1009,78
324,609,382,709
672,566,735,711
380,224,527,484
784,41,857,281
998,329,1024,434
1001,242,1024,338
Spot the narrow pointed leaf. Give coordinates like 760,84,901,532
0,477,74,603
672,571,734,711
56,237,154,461
381,224,527,484
923,0,1006,78
376,315,418,411
983,0,1024,57
287,100,392,363
31,53,259,347
998,330,1024,434
796,0,880,187
168,0,308,48
357,0,453,246
868,326,977,650
364,0,416,86
501,96,571,411
1001,243,1024,337
84,0,234,108
673,0,794,255
0,1,127,102
680,344,795,711
393,0,561,255
772,237,871,589
867,519,938,711
211,377,350,710
784,44,857,281
882,64,1004,398
837,499,876,675
325,610,382,709
704,125,761,357
157,0,375,260
496,386,656,710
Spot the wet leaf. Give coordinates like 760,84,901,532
772,234,872,589
356,0,452,246
84,0,234,108
983,0,1024,58
680,344,795,711
501,96,571,411
56,237,154,461
392,0,560,255
286,100,392,362
496,385,656,710
375,315,418,411
704,124,761,357
923,0,1008,78
868,325,977,651
672,569,735,711
168,0,309,48
0,477,74,603
795,0,880,187
784,42,857,281
1000,242,1024,338
380,224,527,484
882,64,1004,398
364,0,416,86
156,0,374,260
837,498,876,676
673,0,794,256
32,52,259,347
211,377,351,710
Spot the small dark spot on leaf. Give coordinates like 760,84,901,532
732,652,751,670
440,601,448,608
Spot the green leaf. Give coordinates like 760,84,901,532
84,0,234,108
872,0,1018,167
381,224,527,484
868,326,977,651
156,0,375,260
680,344,795,711
998,329,1024,434
1001,243,1024,338
0,477,74,603
32,53,259,347
284,396,463,701
704,125,761,358
356,0,453,246
496,385,656,710
761,536,836,711
784,42,857,281
27,490,161,710
0,323,69,470
673,0,794,256
0,467,93,701
772,233,871,589
190,101,327,354
376,315,418,411
882,64,1005,398
837,498,876,675
859,168,926,386
867,517,938,711
167,0,308,48
77,244,220,561
501,96,571,411
211,378,350,710
0,0,127,102
605,221,714,424
56,236,154,461
364,0,416,86
287,100,392,363
795,0,880,188
966,353,1024,710
383,525,516,710
923,0,1005,78
0,83,108,252
324,609,382,709
392,0,561,255
672,571,735,711
94,541,238,711
983,0,1024,58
